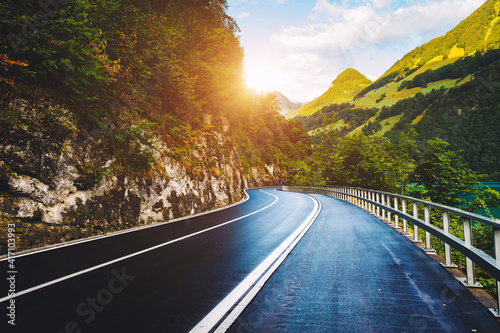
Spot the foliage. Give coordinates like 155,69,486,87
327,133,394,190
0,0,312,177
298,103,377,133
398,49,500,91
231,93,312,175
375,0,499,84
354,72,398,100
411,139,481,206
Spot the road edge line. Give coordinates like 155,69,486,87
0,191,279,303
190,193,322,333
0,189,254,260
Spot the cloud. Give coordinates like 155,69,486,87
276,0,289,4
274,0,485,55
238,12,251,19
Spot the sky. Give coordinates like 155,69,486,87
227,0,486,103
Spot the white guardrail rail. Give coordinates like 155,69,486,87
283,185,500,317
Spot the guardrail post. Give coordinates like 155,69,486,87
441,211,455,268
394,197,400,229
376,193,380,217
462,217,479,287
373,192,376,214
371,192,375,214
363,190,369,210
424,205,434,252
381,194,386,220
387,195,392,224
413,202,420,242
402,198,408,234
368,191,371,212
492,227,500,317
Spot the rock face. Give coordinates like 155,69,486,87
0,102,283,254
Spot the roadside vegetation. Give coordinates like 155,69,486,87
0,0,311,176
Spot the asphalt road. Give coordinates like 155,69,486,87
2,189,499,332
228,193,500,333
0,188,318,332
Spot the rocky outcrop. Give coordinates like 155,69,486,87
0,101,283,254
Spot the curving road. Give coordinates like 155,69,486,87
2,188,499,332
0,188,319,332
229,193,500,332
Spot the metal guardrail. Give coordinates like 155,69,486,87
283,185,500,317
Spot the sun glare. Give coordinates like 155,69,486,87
244,64,282,93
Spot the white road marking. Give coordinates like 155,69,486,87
190,192,321,333
0,189,254,260
0,189,279,303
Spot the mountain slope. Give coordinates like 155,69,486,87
298,0,500,177
287,68,372,118
357,0,500,99
301,0,500,114
272,91,302,116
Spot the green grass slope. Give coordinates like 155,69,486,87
360,0,500,94
287,68,371,118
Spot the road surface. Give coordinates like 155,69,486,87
0,188,318,332
1,188,499,332
228,193,500,332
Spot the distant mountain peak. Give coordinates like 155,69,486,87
271,91,302,116
288,68,372,118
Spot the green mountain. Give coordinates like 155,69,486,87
287,68,371,118
353,0,500,108
378,0,500,83
296,0,500,116
299,0,500,178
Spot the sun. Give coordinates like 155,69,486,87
244,64,282,93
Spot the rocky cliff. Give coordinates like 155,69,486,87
0,102,284,254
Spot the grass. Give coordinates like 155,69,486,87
308,119,347,135
353,47,466,109
412,110,426,125
420,79,460,94
378,114,404,135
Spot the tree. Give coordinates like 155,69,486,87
393,128,419,194
411,139,481,206
330,133,393,190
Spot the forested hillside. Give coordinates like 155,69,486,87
293,0,500,181
0,0,310,178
